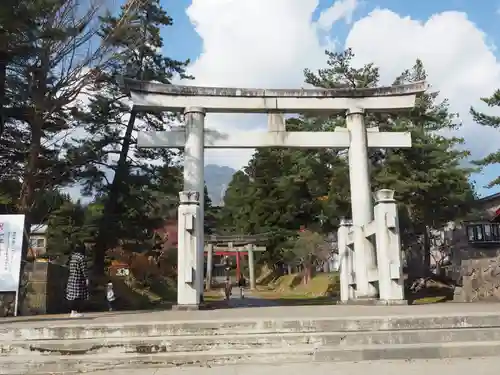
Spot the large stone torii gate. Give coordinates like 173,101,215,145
123,79,426,309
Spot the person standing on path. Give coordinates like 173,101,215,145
224,276,232,300
238,275,246,299
106,281,116,311
66,242,89,317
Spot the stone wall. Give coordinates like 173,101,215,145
0,292,16,316
452,247,500,302
0,261,68,317
443,225,500,302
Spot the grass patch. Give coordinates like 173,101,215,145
255,271,453,306
273,274,299,290
293,273,339,296
406,276,455,305
204,290,224,301
411,296,448,304
256,265,277,285
254,272,339,301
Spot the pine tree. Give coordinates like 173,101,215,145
305,50,476,270
219,117,350,264
1,0,111,269
67,0,191,274
218,171,254,233
470,89,500,186
46,200,88,256
385,60,476,269
0,0,35,137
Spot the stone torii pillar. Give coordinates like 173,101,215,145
176,191,202,308
245,244,256,290
183,107,206,299
205,243,213,290
345,108,377,298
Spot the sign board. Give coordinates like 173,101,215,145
0,215,25,298
116,268,130,277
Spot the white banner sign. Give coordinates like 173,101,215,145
0,215,25,293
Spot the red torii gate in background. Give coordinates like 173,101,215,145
152,223,268,290
204,234,268,291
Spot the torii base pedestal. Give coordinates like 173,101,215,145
171,304,201,311
336,299,408,306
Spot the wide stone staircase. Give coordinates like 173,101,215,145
2,304,500,374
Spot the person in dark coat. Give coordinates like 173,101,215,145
66,242,89,317
238,275,246,299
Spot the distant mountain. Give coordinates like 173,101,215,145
205,164,237,206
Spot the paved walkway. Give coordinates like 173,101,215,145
226,287,280,308
1,299,500,328
77,358,500,375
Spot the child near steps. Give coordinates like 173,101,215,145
106,281,116,311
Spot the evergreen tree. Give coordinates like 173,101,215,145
0,0,37,137
305,50,476,270
219,118,350,264
46,199,104,256
218,171,254,233
384,60,476,268
470,89,500,186
1,0,111,270
67,0,191,274
46,200,87,256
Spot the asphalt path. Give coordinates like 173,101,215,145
224,287,280,308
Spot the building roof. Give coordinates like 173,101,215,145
477,191,500,203
30,224,48,235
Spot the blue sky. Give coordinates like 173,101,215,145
152,0,500,198
161,0,500,62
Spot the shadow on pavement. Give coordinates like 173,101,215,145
205,287,339,309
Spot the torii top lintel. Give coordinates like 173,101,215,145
122,78,427,114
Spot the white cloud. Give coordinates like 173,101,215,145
185,1,500,172
345,9,500,160
185,0,357,169
317,0,358,28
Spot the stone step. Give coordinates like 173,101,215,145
3,327,500,355
2,340,500,374
4,312,500,341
